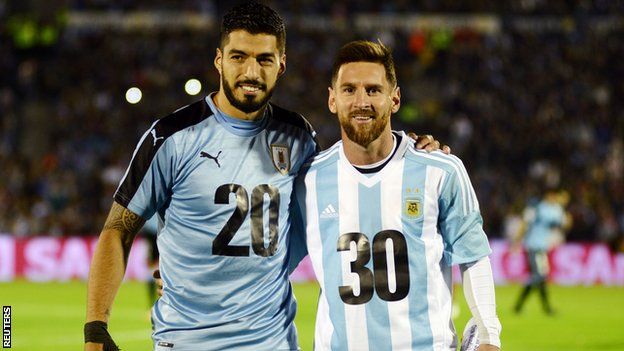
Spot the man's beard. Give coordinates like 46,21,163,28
340,109,390,148
222,75,274,114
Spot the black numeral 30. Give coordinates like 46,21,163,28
337,230,410,305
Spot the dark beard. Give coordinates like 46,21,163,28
340,111,389,147
222,76,274,114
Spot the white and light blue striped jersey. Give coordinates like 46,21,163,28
523,201,565,252
114,94,318,351
294,131,491,351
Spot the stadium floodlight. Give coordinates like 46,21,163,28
185,78,202,96
125,87,142,104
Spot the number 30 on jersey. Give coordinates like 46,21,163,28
338,230,410,305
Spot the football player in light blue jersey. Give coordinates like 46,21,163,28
84,3,317,351
293,41,501,350
513,189,571,315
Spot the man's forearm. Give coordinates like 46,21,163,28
86,229,131,322
86,201,144,323
461,257,502,348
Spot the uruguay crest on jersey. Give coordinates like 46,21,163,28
271,144,291,175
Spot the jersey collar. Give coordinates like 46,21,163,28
205,93,269,137
339,131,410,188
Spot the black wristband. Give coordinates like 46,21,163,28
84,321,120,351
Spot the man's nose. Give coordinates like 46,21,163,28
353,88,371,109
243,59,261,80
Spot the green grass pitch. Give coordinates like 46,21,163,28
1,281,623,350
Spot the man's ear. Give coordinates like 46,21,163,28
278,53,286,76
391,86,401,113
328,87,337,114
214,48,223,74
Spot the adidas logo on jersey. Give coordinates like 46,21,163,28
320,204,338,218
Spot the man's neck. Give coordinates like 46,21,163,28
213,91,266,121
342,127,395,166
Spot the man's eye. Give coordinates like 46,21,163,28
367,88,380,94
343,88,354,93
258,58,274,65
231,55,243,61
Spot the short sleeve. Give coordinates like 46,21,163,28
113,126,177,220
437,158,491,265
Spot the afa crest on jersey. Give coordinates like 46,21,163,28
405,197,423,219
271,144,291,175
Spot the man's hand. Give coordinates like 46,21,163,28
407,133,451,154
154,269,163,297
478,345,500,351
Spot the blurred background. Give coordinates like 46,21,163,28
0,0,623,350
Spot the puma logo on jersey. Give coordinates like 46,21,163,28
150,129,164,146
200,151,222,168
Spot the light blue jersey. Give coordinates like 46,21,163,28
523,201,565,252
294,132,491,351
114,94,318,350
142,215,160,236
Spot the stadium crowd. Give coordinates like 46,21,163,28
30,0,624,14
0,1,622,250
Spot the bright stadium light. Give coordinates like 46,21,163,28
125,87,142,104
185,79,202,96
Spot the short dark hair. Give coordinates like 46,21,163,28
331,40,397,88
220,2,286,54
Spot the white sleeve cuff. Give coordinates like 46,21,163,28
460,256,502,348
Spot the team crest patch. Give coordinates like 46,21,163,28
270,144,291,175
405,197,423,219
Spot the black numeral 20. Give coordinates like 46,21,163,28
212,184,279,257
337,230,410,305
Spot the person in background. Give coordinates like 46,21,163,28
513,189,572,315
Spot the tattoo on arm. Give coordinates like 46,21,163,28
104,202,144,232
103,202,145,255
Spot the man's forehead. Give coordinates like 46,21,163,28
223,30,280,54
337,62,387,85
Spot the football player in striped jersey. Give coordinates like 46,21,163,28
293,40,501,351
